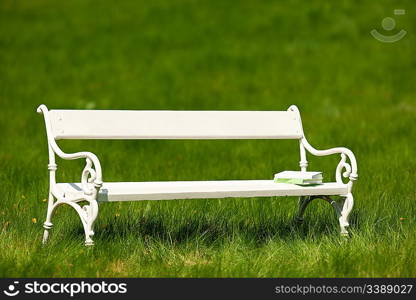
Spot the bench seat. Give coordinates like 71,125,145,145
57,180,349,202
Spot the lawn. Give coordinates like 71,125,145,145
0,0,415,277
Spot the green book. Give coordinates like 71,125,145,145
274,171,323,185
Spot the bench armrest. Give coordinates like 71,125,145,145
54,148,103,195
287,105,358,187
301,137,358,186
37,104,102,196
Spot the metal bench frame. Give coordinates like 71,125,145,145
37,104,358,246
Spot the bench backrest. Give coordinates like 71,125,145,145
45,109,303,140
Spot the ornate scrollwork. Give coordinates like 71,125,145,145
81,157,98,195
336,153,353,184
299,137,358,187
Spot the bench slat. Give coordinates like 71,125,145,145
57,181,348,202
49,110,303,140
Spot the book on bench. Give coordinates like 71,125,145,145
274,171,323,185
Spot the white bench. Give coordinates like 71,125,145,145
37,104,358,246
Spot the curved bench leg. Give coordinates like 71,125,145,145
42,192,55,244
295,196,313,223
295,194,354,236
42,193,99,246
82,200,99,246
321,195,354,236
338,193,354,236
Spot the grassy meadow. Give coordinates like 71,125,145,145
0,0,415,277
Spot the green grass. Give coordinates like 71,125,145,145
1,0,415,277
